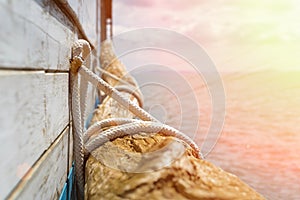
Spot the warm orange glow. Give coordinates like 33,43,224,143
113,0,300,199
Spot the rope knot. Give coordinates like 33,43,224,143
70,56,84,74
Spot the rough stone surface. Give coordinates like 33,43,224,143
84,41,265,200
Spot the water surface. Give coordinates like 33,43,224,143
134,70,300,199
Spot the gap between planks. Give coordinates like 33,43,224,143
0,67,69,73
6,124,70,199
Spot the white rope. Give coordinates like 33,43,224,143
78,65,202,157
70,39,91,199
85,120,202,158
114,85,143,107
70,71,85,199
70,39,203,199
79,65,157,122
96,66,144,107
72,40,91,130
83,118,139,143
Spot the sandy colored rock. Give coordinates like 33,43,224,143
84,41,265,200
85,147,263,200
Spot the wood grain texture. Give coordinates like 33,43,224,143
0,0,75,70
0,71,70,198
0,71,46,199
0,0,99,198
79,0,97,47
67,0,98,47
45,73,69,145
68,0,100,47
8,127,69,200
67,0,80,14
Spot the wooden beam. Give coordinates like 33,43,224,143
101,0,112,42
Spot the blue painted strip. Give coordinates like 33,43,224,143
95,96,101,108
60,96,101,200
59,164,74,200
59,182,67,200
68,164,74,200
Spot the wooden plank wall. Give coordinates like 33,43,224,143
0,0,99,199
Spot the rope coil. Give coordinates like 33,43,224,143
70,39,202,199
85,120,201,156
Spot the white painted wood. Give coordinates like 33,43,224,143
67,0,80,17
0,71,71,198
45,73,69,145
80,0,97,47
0,0,100,198
67,0,98,46
0,0,76,70
8,127,69,200
0,71,47,199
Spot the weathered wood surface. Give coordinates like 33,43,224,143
0,71,69,199
0,0,76,70
45,73,69,144
0,71,45,199
84,41,265,200
67,0,99,47
7,127,69,200
0,0,100,198
0,0,98,68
